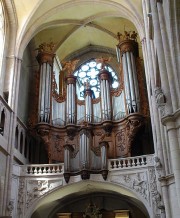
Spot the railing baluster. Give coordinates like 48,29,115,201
108,155,154,171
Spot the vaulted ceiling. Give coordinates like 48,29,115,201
13,0,144,61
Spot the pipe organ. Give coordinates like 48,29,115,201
35,32,150,182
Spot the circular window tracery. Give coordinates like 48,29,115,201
74,59,119,99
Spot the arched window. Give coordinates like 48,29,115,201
24,137,28,158
74,59,119,100
0,1,5,75
15,126,18,149
20,132,23,153
0,109,5,135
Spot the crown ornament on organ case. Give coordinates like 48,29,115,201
36,42,56,53
117,31,138,43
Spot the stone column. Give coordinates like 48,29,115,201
162,116,180,208
156,0,180,110
65,75,76,124
36,43,55,123
150,0,173,114
99,69,112,120
117,33,140,114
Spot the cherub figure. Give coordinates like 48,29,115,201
124,31,131,40
95,57,111,70
131,31,138,41
62,59,79,75
117,32,122,42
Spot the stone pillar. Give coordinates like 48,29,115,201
150,0,173,114
84,81,93,122
162,116,180,208
36,43,55,123
159,176,173,218
65,75,76,124
156,0,180,110
117,33,140,114
99,69,112,120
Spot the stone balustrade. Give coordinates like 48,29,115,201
109,154,154,170
13,154,157,218
20,163,64,176
18,155,154,177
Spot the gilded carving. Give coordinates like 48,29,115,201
92,97,100,104
51,135,64,162
91,146,101,156
36,42,55,65
62,59,79,76
95,57,111,70
111,83,123,97
77,99,85,105
116,130,126,155
116,31,139,56
52,72,66,103
115,115,144,157
117,31,138,42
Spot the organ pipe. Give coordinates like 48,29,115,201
65,76,76,124
117,31,140,114
99,70,112,120
36,43,55,123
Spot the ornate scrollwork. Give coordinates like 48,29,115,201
115,114,144,157
52,72,66,103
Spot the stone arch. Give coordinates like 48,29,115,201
1,0,18,104
26,180,153,218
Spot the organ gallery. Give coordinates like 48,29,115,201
32,32,153,182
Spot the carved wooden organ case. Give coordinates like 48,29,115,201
34,34,149,183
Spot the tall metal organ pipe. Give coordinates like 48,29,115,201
117,35,140,114
36,44,55,123
99,69,112,120
65,75,77,124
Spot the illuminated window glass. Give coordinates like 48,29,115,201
74,59,119,99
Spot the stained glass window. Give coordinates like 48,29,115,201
74,59,119,99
